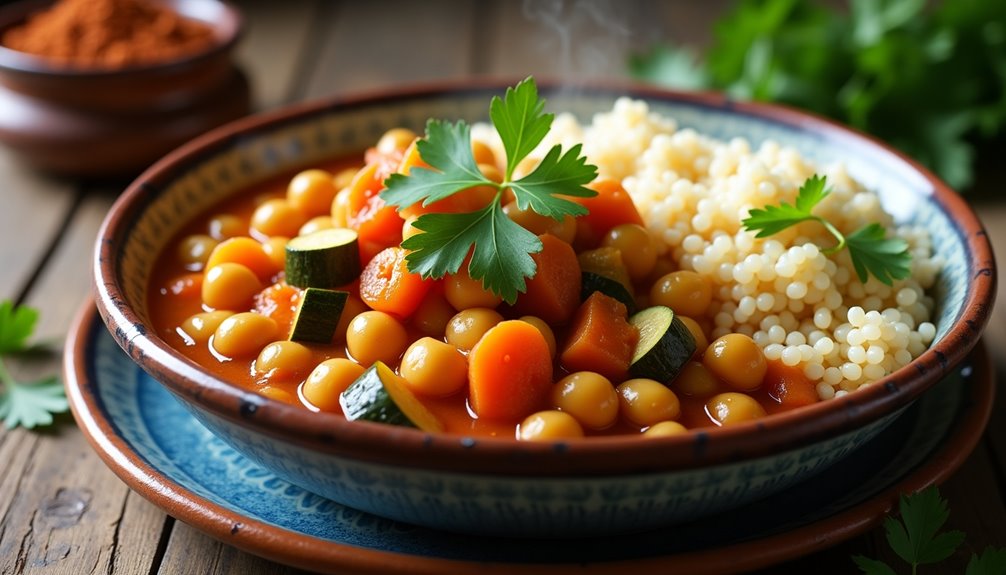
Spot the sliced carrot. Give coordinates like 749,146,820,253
254,283,302,335
359,246,432,318
469,320,553,421
559,292,638,381
206,237,278,281
764,360,819,410
513,234,582,325
344,162,405,261
396,138,429,176
572,179,644,250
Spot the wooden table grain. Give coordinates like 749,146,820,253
1,2,1003,573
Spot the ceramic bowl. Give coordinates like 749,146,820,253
92,81,995,537
0,0,249,176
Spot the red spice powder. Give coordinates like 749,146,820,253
2,0,215,68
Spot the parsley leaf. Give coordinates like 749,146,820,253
382,77,598,303
850,556,897,575
741,175,911,285
0,300,68,430
887,486,966,567
966,547,1006,575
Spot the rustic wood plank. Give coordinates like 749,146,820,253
158,522,310,575
0,151,77,301
234,0,325,110
303,0,476,99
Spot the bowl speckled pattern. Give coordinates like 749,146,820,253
93,81,995,536
65,302,994,574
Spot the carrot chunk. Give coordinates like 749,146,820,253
359,246,432,318
764,360,819,410
513,233,582,325
572,179,644,249
559,292,638,381
469,320,553,421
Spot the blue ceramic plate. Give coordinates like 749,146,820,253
66,303,993,575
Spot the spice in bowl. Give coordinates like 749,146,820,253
2,0,215,68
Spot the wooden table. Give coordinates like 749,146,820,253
1,1,1004,573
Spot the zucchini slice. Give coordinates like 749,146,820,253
628,306,696,383
285,228,361,288
340,362,443,432
581,271,637,314
289,288,348,344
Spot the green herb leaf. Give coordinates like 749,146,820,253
490,77,553,181
0,300,38,355
0,376,68,429
401,202,541,304
886,486,966,567
381,77,597,302
966,547,1006,575
742,175,911,285
851,555,897,575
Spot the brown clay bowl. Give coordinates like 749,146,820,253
92,80,995,537
0,0,250,176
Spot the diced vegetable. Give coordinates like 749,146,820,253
340,362,443,432
469,320,553,420
580,271,636,314
285,228,361,288
559,292,638,381
572,179,644,249
512,234,582,325
764,360,818,409
289,288,349,344
346,162,405,261
359,246,432,317
628,306,696,383
577,247,633,293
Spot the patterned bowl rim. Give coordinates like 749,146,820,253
93,78,996,476
64,300,995,574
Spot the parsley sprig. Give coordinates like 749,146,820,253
382,77,598,304
853,486,1006,575
0,300,68,429
741,175,911,285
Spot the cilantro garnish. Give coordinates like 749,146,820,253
382,77,598,304
0,300,68,429
741,175,911,285
852,486,1006,574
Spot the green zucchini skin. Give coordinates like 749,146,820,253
339,365,417,428
581,271,637,314
289,288,348,344
285,228,361,288
629,306,696,383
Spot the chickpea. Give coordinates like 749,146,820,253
444,267,502,311
502,201,576,244
201,263,263,311
334,296,368,343
330,187,352,227
650,271,713,317
400,338,468,397
259,386,296,404
179,311,233,344
333,167,360,191
672,361,720,397
254,341,314,382
479,163,503,183
177,234,219,270
616,378,681,427
643,421,688,437
445,308,503,353
551,372,618,430
677,316,708,357
519,316,556,357
376,128,417,154
251,199,307,239
287,169,338,217
346,311,408,366
471,140,497,167
601,224,656,281
411,292,455,337
703,334,767,391
212,312,279,358
208,214,245,240
302,358,365,411
518,410,584,441
261,236,289,272
299,216,334,237
706,393,767,426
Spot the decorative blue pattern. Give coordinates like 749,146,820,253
87,316,973,559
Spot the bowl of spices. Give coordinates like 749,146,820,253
0,0,250,177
